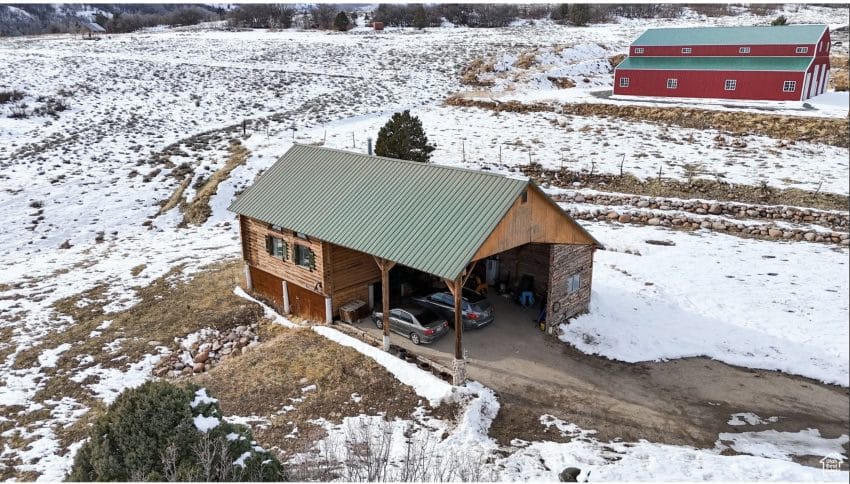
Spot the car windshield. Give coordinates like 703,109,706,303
408,307,441,326
462,289,486,303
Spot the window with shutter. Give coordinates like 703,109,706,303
265,235,273,255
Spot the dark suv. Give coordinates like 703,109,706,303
412,289,494,330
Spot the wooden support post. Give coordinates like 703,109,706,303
444,261,477,386
324,296,333,324
374,257,396,351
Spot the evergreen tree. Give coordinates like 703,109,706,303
413,5,428,29
67,381,285,481
375,110,435,163
334,11,350,31
569,4,591,26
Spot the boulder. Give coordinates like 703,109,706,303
559,467,582,482
606,211,619,220
193,362,205,373
194,352,209,364
767,228,783,238
618,214,631,223
711,222,726,230
636,200,650,208
708,204,722,214
804,232,816,241
647,218,661,226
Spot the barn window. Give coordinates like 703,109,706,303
783,80,797,92
739,47,750,54
634,47,644,54
666,78,678,89
619,77,630,87
724,79,737,91
294,244,315,270
265,235,287,260
681,47,692,54
567,273,581,294
795,46,808,53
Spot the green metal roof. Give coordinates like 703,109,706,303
228,145,596,280
616,56,812,72
632,24,827,46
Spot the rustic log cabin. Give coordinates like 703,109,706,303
228,144,601,383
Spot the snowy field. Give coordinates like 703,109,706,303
0,5,848,480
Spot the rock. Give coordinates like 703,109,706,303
711,222,726,230
574,195,585,203
647,217,661,226
559,467,582,482
193,362,205,373
194,352,209,364
700,221,712,229
212,341,222,351
618,214,631,223
767,228,783,237
173,362,185,371
236,325,247,333
239,337,249,345
671,218,683,226
606,211,619,220
154,366,169,377
222,347,232,355
804,232,816,241
181,367,193,376
636,200,650,208
708,204,722,214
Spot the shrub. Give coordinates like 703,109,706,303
771,15,788,26
334,11,350,31
67,381,286,482
569,4,591,26
0,90,25,104
375,110,435,163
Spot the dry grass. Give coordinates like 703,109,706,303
460,58,496,87
608,53,627,68
514,51,538,70
196,327,457,457
182,140,249,226
157,175,191,215
3,261,258,461
445,95,850,148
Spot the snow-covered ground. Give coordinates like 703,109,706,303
0,5,847,480
559,222,849,386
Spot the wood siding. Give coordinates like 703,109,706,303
614,68,805,101
249,266,283,308
472,185,595,261
241,216,327,295
288,283,326,322
326,243,380,316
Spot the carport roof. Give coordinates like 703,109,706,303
229,145,598,280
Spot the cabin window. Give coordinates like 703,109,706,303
739,47,750,54
265,235,287,260
666,78,678,89
681,47,692,54
783,80,797,92
795,46,808,54
567,273,581,294
634,47,644,54
619,77,630,87
724,79,737,91
294,244,315,270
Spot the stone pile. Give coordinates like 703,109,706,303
156,324,261,378
551,192,849,229
563,206,849,246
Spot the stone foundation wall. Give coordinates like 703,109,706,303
547,244,595,332
496,243,551,295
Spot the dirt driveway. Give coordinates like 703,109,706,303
352,294,849,462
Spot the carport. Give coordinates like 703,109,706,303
229,145,600,385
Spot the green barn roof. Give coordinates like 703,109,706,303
632,24,827,46
228,145,597,280
616,56,812,72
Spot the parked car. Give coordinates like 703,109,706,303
371,304,449,345
412,289,494,330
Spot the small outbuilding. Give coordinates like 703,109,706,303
228,145,601,383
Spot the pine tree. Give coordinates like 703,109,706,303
375,111,435,163
413,5,428,30
334,11,350,31
569,4,591,26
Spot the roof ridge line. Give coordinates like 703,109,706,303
289,143,530,183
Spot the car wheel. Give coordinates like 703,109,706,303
410,333,421,345
374,318,383,329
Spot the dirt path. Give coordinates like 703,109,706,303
354,298,850,462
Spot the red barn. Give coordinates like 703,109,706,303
613,24,831,101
